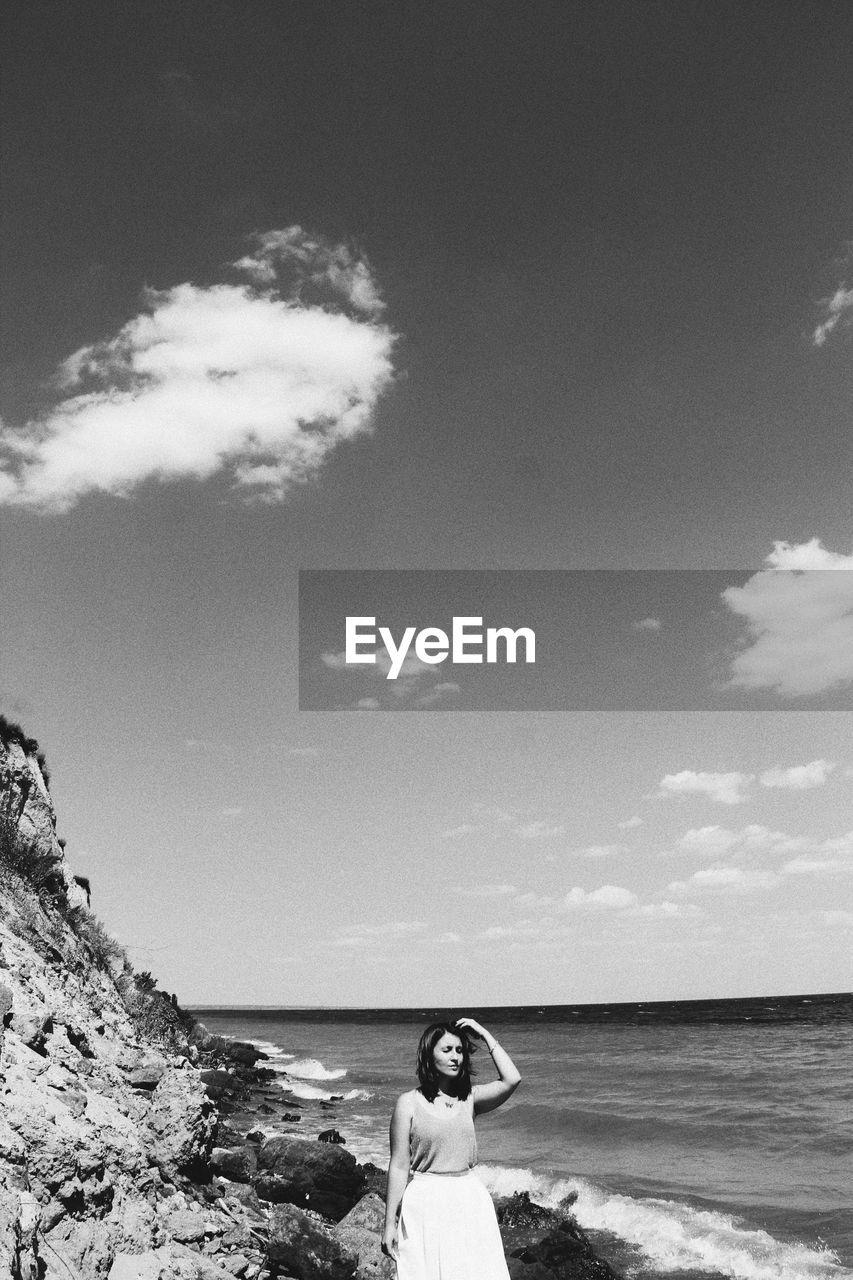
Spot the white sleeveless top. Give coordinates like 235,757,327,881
409,1089,478,1173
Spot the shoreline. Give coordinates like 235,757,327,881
203,1027,853,1280
190,1027,625,1279
201,1017,853,1280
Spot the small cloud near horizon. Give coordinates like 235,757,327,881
618,815,643,831
565,884,637,909
632,617,662,632
655,770,753,805
516,820,565,839
759,759,836,790
577,843,627,858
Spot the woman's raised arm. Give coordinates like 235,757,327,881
456,1017,521,1114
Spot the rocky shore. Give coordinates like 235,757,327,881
1,721,621,1280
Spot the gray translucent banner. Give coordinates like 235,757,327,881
298,570,853,711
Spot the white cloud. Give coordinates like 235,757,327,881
617,815,643,831
632,617,662,632
759,759,836,790
722,541,853,697
667,844,845,894
219,806,243,818
738,824,807,854
516,820,565,839
0,228,395,511
233,227,386,317
818,831,853,856
781,856,842,875
333,919,428,947
668,866,778,895
630,901,702,919
288,747,320,758
813,286,853,346
656,770,752,805
577,843,626,858
322,648,458,707
675,823,806,859
676,826,739,856
455,883,517,899
475,920,546,943
565,884,638,909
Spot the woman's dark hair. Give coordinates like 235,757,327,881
415,1021,477,1101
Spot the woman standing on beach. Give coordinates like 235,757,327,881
382,1016,521,1278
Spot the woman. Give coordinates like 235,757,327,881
382,1016,521,1278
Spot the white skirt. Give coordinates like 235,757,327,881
396,1170,511,1280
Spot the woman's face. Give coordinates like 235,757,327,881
432,1032,464,1082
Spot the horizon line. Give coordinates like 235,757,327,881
187,989,851,1011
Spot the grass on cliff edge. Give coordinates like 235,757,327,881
1,818,197,1052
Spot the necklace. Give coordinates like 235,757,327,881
436,1092,456,1109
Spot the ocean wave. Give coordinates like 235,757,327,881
250,1039,295,1061
285,1057,348,1081
278,1080,372,1103
477,1165,850,1280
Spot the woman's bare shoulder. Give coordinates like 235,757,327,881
392,1089,418,1116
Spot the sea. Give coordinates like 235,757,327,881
191,993,852,1280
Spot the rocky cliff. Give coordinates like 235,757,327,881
0,721,262,1279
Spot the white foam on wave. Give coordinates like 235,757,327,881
250,1039,295,1061
278,1080,372,1103
477,1165,850,1280
285,1057,348,1081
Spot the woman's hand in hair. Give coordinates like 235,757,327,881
457,1019,522,1114
455,1017,494,1048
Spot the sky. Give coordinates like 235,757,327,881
1,2,852,1004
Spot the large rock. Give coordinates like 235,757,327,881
210,1145,257,1182
505,1220,621,1280
199,1069,242,1101
128,1060,167,1090
267,1203,357,1280
333,1192,393,1279
497,1190,564,1244
146,1067,216,1178
256,1135,366,1221
225,1041,264,1067
357,1163,386,1199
